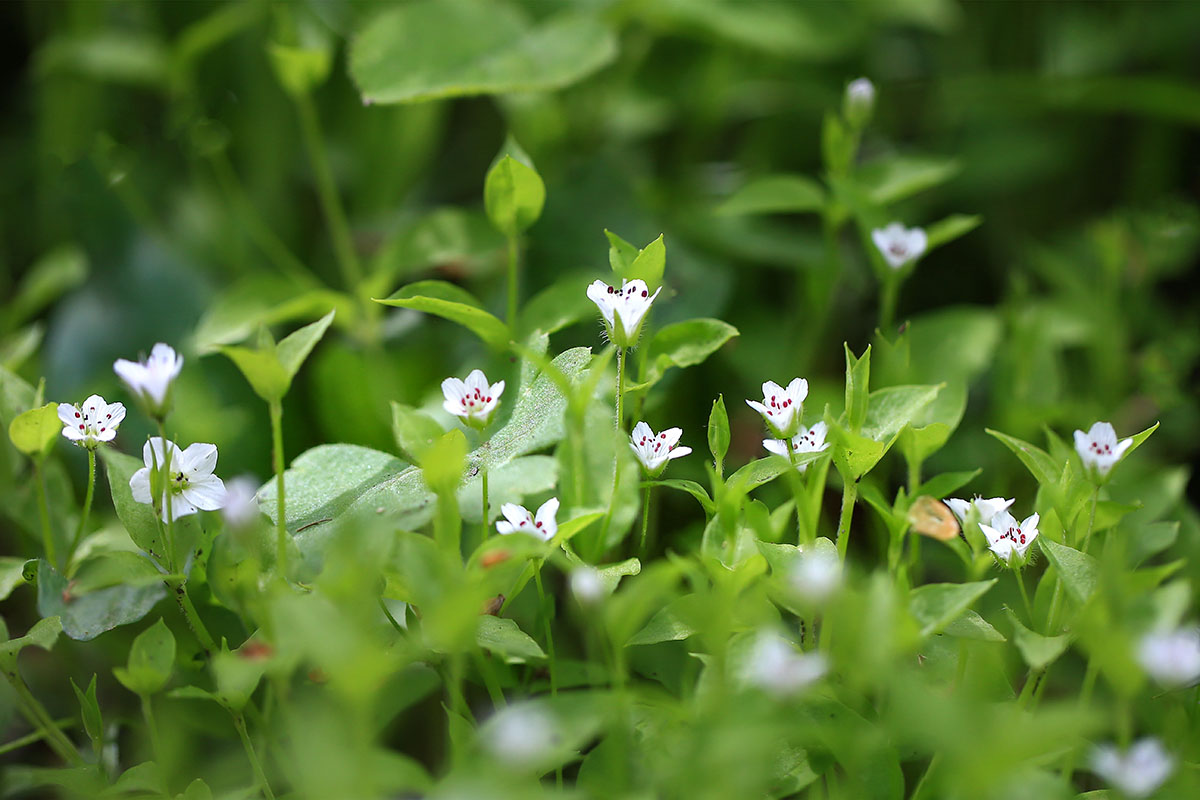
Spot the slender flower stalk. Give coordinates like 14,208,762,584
269,400,288,576
68,448,96,562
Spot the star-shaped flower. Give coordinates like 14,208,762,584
586,278,661,349
945,496,1014,527
114,343,184,419
763,422,829,471
871,222,928,270
1074,421,1133,480
746,378,808,439
979,509,1040,567
130,437,227,523
1091,738,1174,799
1137,627,1200,688
442,369,505,430
57,394,125,449
629,421,691,477
495,498,559,542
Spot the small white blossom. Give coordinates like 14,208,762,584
979,509,1040,567
57,394,125,449
1137,628,1200,687
945,496,1014,526
113,343,184,419
844,77,875,126
570,566,605,605
788,546,841,605
629,421,691,477
442,369,505,429
741,632,827,696
485,704,560,768
586,278,661,348
746,377,808,439
1074,421,1133,479
221,476,263,530
1091,738,1174,799
763,422,829,471
130,437,226,523
871,223,928,270
495,498,559,541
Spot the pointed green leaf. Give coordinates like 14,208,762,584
485,154,545,235
625,319,738,392
943,609,1006,642
908,579,997,638
845,344,871,433
925,214,982,251
1006,608,1071,670
716,173,825,216
1039,538,1099,606
708,394,729,472
375,280,509,347
986,428,1063,487
113,618,175,695
70,675,102,745
8,403,60,458
390,402,444,463
476,616,545,663
276,309,336,381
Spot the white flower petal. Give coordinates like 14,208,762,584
183,474,226,511
441,377,466,402
763,439,788,457
180,443,219,478
465,369,489,393
130,468,152,504
667,446,692,461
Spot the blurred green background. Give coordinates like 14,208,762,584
1,0,1197,511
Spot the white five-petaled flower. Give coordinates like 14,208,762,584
788,546,841,606
586,278,661,349
871,222,928,270
130,437,226,523
442,369,505,429
629,421,691,477
979,509,1040,566
57,394,125,449
570,566,605,605
1137,628,1200,688
1074,421,1133,479
763,422,829,471
746,378,808,439
945,496,1015,526
1091,738,1175,799
495,498,559,542
741,631,828,696
114,343,184,419
485,704,560,768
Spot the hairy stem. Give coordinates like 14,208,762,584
233,712,276,800
639,486,652,556
481,467,490,546
835,479,858,562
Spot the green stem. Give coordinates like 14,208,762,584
269,400,288,577
783,437,807,545
481,467,490,546
174,585,218,657
474,651,507,709
879,275,900,333
4,671,82,766
141,693,162,764
597,349,626,558
293,92,363,290
614,348,625,433
33,461,56,569
1015,568,1035,627
910,753,941,800
1060,659,1099,782
907,455,922,496
1080,487,1100,554
835,479,858,562
69,448,96,563
639,486,652,556
506,235,519,328
154,423,176,570
1016,669,1041,708
0,718,74,757
533,565,558,697
233,712,276,800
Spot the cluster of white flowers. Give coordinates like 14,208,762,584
763,422,829,472
746,377,808,439
946,496,1040,567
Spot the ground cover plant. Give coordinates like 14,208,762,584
2,1,1200,798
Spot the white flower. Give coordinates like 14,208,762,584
1074,421,1133,479
57,394,125,449
741,632,827,696
570,566,605,605
945,496,1014,526
114,343,184,418
763,422,829,471
130,437,226,523
844,77,875,125
221,476,263,530
442,369,505,429
746,378,808,439
979,509,1040,566
871,223,928,270
1091,738,1174,799
485,704,560,768
495,498,559,541
629,421,691,477
788,546,841,606
1137,628,1200,687
586,278,661,348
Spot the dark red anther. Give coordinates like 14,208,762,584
75,411,81,418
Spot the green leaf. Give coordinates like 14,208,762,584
0,615,63,669
8,403,60,459
484,154,545,236
0,556,27,600
845,344,871,433
267,27,332,96
862,385,942,444
218,345,290,403
1039,538,1099,606
191,277,353,353
626,319,739,392
390,402,444,463
716,174,825,216
649,479,715,516
1006,608,1071,670
858,156,961,205
70,675,103,746
375,280,509,347
518,274,597,338
728,452,826,493
914,469,982,500
708,394,729,472
942,609,1006,642
925,214,982,250
625,234,666,289
99,448,201,565
37,561,164,642
908,580,997,638
476,616,545,663
113,618,175,695
420,430,468,494
276,309,337,383
68,552,173,595
211,648,264,710
350,0,617,104
986,428,1063,487
605,229,640,275
7,244,88,328
627,594,702,646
